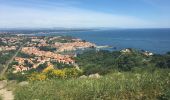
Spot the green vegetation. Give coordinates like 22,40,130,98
75,50,170,75
151,54,170,68
0,41,6,46
0,96,2,100
0,50,16,65
7,71,28,82
6,67,81,82
14,69,170,100
36,63,48,72
17,52,35,58
75,50,150,75
47,36,75,44
39,46,56,52
51,61,74,69
75,50,119,75
24,60,33,68
28,67,81,81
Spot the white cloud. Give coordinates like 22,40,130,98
0,4,153,28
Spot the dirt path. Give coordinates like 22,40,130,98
0,81,14,100
0,88,14,100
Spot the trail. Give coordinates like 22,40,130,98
0,81,14,100
0,42,27,100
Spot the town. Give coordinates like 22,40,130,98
0,35,96,73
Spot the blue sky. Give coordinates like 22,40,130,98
0,0,170,28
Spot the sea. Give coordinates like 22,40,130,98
34,28,170,54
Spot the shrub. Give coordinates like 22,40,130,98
52,70,66,78
28,68,82,81
42,66,54,73
43,69,66,79
39,46,56,52
6,69,36,82
75,50,119,75
51,61,73,69
36,62,48,72
28,73,47,81
24,60,33,68
6,72,28,82
17,52,35,58
0,50,16,65
152,54,170,68
64,68,82,78
82,64,111,75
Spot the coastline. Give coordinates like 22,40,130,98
16,29,170,54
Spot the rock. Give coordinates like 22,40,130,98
18,81,29,86
89,73,101,79
0,80,7,89
79,75,88,79
75,66,80,70
2,80,7,83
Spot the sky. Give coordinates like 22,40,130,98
0,0,170,28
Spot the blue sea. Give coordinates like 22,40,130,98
35,28,170,54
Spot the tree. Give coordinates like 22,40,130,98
36,63,48,72
24,60,33,68
115,53,144,71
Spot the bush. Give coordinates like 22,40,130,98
39,46,56,52
0,41,6,46
43,68,81,79
51,61,73,69
0,50,16,65
28,73,47,81
27,67,82,81
6,69,36,82
6,72,28,82
64,68,82,78
152,54,170,68
75,50,120,75
44,69,66,79
24,60,33,68
36,63,48,72
158,90,170,100
82,64,111,75
17,52,35,58
76,50,147,74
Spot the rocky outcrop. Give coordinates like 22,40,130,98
79,73,101,79
89,73,101,78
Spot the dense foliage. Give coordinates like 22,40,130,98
39,46,56,52
75,50,119,75
6,62,81,82
0,41,6,46
75,50,170,75
51,61,74,69
6,69,36,82
151,54,170,68
17,52,35,58
47,36,75,44
0,50,16,65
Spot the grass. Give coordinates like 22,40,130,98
0,95,2,100
14,69,170,100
